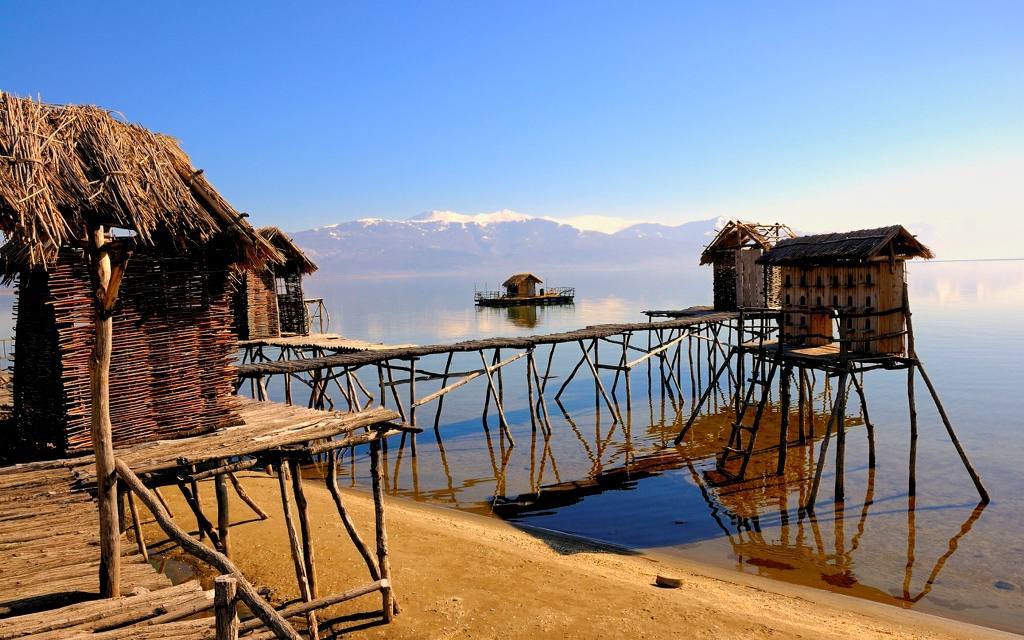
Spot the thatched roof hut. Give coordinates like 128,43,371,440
0,94,280,458
503,272,542,297
234,227,318,338
700,221,794,311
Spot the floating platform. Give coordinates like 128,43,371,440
474,292,575,307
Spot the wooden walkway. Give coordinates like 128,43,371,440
239,333,415,353
236,312,738,379
0,398,403,639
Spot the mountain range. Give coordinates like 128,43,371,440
289,210,725,276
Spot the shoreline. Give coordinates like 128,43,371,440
143,472,1021,639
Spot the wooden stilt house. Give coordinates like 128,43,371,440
700,221,795,311
233,226,317,339
0,94,280,460
758,225,933,355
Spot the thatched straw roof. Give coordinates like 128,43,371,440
758,225,933,266
700,220,795,265
259,227,317,274
0,93,279,272
503,273,542,288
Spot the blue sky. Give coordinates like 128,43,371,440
2,1,1022,256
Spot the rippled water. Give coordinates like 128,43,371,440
3,260,1022,632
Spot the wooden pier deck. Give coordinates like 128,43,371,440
0,398,403,639
239,333,415,353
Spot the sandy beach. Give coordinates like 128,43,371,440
141,472,1019,640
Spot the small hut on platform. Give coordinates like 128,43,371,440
700,221,795,311
758,225,933,355
233,226,317,339
503,272,542,297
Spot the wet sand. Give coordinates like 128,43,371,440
144,472,1019,640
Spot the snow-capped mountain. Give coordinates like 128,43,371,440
290,211,726,276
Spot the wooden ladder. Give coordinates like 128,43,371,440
716,347,779,482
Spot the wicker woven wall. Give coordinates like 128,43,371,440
276,271,307,335
9,248,240,458
232,269,281,340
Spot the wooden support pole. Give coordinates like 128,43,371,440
153,486,174,518
277,462,319,639
673,351,733,444
526,349,538,432
479,350,515,446
433,352,454,429
834,373,850,503
579,340,622,424
805,370,848,512
851,374,876,468
370,439,396,622
125,489,148,562
214,575,239,640
215,468,231,558
290,461,319,600
115,460,301,640
88,225,122,598
228,472,271,520
177,481,221,549
915,361,990,503
530,354,553,435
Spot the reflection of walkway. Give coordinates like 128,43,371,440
687,455,987,608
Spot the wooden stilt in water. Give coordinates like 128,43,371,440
479,350,515,446
433,352,454,430
805,370,849,513
777,365,792,475
916,361,990,503
850,374,876,468
526,349,538,431
834,373,850,503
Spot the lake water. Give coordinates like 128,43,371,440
301,261,1024,634
2,260,1022,633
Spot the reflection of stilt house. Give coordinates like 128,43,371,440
758,226,933,355
700,221,795,311
233,227,318,339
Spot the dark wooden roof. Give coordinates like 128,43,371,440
503,273,543,287
757,225,933,266
700,221,795,265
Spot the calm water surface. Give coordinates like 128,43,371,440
3,261,1022,632
302,261,1024,634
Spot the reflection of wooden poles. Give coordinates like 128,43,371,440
115,460,300,640
579,340,622,424
850,374,876,468
805,370,849,512
479,350,515,446
916,362,990,503
673,351,733,445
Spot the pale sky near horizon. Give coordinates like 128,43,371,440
2,1,1022,258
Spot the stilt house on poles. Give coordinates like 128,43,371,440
233,226,318,339
700,221,795,311
0,93,279,597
